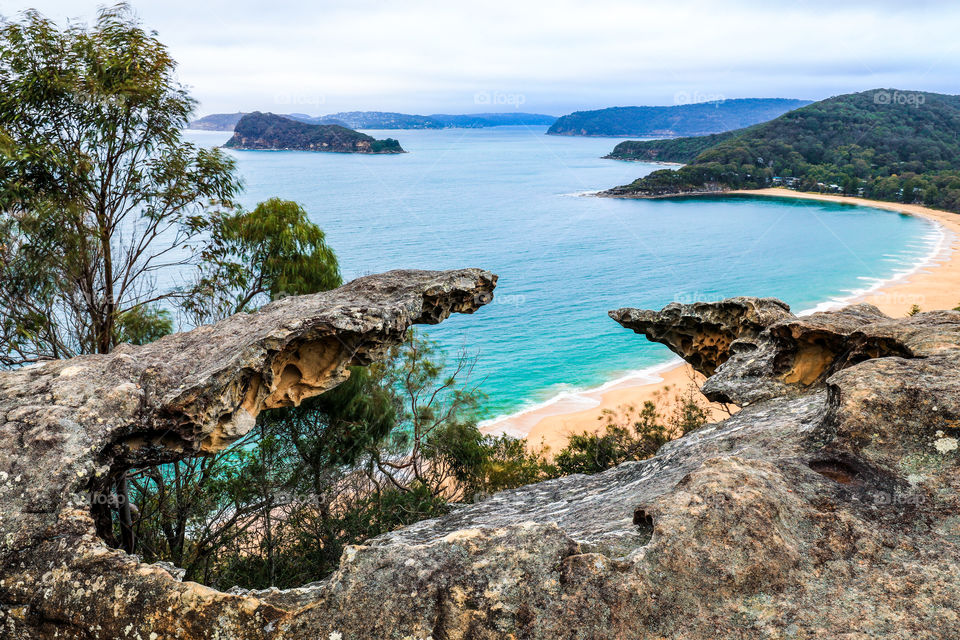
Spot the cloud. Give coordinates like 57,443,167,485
3,0,958,115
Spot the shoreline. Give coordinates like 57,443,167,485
481,188,960,452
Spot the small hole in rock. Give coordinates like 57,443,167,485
633,508,654,545
809,459,860,485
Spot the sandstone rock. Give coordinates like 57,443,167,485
0,269,496,639
3,289,959,639
610,297,792,377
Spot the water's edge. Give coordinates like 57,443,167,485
480,205,948,432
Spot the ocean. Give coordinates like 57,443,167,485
185,126,941,422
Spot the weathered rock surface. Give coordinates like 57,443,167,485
3,286,959,639
0,269,496,639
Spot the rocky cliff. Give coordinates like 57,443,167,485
2,285,958,639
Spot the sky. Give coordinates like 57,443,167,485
1,0,957,117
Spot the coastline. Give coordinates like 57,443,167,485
481,188,960,452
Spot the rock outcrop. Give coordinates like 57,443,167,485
3,288,959,639
0,269,495,639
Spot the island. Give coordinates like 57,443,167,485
600,89,960,213
191,111,557,131
547,98,811,137
223,112,405,153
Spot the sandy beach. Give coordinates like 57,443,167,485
481,188,960,452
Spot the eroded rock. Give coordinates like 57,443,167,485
0,269,496,639
3,290,959,639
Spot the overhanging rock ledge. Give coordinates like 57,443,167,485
0,268,496,639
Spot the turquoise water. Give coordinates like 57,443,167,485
185,127,940,420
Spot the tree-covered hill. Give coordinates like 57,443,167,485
605,130,744,162
547,98,810,137
602,89,960,212
224,112,404,153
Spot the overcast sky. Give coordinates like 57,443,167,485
1,0,957,116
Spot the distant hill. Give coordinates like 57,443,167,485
224,112,404,153
190,111,557,131
601,89,960,212
547,98,812,137
310,112,440,129
188,112,246,131
427,113,558,128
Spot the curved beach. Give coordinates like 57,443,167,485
481,188,960,452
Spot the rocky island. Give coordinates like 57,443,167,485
2,266,959,638
224,112,405,153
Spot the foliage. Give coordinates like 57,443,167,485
0,6,351,561
0,5,241,365
606,130,743,162
127,365,394,584
124,357,709,590
555,388,710,476
467,434,554,496
114,304,174,345
183,198,341,324
614,89,960,213
125,329,493,587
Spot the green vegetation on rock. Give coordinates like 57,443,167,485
606,130,743,162
225,112,404,153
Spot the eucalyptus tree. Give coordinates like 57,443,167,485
0,6,346,556
0,4,240,365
